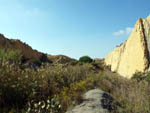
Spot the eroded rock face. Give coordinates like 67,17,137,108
105,16,150,78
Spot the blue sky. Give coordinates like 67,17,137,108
0,0,150,59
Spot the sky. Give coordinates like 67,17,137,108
0,0,150,59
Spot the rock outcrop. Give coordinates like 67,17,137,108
66,89,114,113
105,16,150,78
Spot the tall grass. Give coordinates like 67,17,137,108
0,49,150,113
0,58,101,113
98,72,150,113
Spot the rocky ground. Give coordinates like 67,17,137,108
66,89,114,113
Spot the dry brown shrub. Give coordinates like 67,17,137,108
98,73,150,113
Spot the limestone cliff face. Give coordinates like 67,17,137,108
105,16,150,78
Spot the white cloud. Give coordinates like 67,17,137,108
113,27,133,36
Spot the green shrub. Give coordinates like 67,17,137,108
70,61,78,65
91,62,99,68
0,61,99,113
0,49,21,62
132,71,150,83
25,95,61,113
79,56,93,63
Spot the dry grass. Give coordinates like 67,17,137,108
98,72,150,113
0,49,150,113
0,60,100,113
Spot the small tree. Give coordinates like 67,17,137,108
79,56,93,63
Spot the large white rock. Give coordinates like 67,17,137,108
105,16,150,78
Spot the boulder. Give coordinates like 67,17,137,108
66,89,114,113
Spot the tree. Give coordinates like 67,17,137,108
79,56,93,63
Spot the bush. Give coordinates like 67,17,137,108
98,73,150,113
1,50,150,113
0,49,21,62
79,56,93,63
70,61,78,65
131,72,146,82
91,62,99,68
0,61,100,113
132,71,150,83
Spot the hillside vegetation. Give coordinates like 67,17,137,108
0,34,51,65
0,49,150,113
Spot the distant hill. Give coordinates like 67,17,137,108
0,34,76,65
47,54,76,64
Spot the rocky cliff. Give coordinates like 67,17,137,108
105,16,150,78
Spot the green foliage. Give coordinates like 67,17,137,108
25,96,61,113
91,62,99,68
70,61,78,65
79,56,93,63
0,61,99,113
0,49,21,62
132,71,150,83
0,52,150,113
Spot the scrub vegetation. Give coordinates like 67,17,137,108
0,49,150,113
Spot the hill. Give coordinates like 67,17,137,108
47,54,76,64
0,34,76,66
0,34,51,65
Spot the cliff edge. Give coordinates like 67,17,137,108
105,16,150,78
